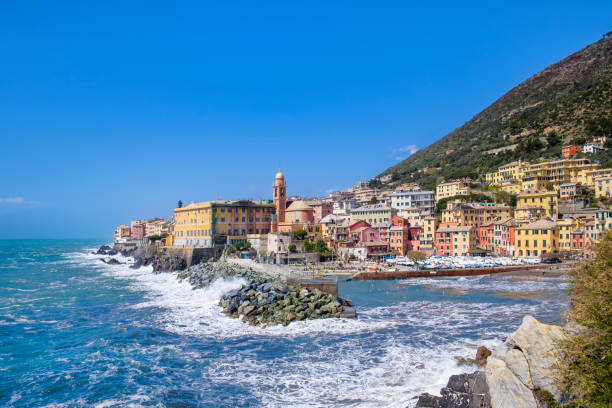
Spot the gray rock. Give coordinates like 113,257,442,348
486,357,536,408
415,393,440,407
505,315,566,400
416,371,491,408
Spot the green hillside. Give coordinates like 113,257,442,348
378,37,612,190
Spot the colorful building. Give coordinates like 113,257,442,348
558,218,586,252
173,200,275,247
435,224,476,256
485,160,529,184
441,201,513,228
350,204,397,227
114,225,131,242
478,223,495,252
493,217,518,256
514,218,559,257
560,183,582,201
521,158,599,190
131,223,146,240
435,179,471,202
419,216,437,255
561,145,579,159
594,175,612,199
379,216,411,255
516,190,558,219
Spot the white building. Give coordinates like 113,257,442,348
583,143,602,154
387,189,435,216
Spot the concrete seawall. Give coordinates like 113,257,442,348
352,264,568,280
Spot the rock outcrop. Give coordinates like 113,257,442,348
415,371,491,408
415,316,566,408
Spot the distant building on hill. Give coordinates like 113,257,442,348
435,179,471,202
561,145,579,159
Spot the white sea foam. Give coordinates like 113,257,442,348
398,274,569,292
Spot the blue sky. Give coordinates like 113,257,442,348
1,1,610,239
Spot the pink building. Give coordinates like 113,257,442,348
131,224,146,240
560,183,582,201
351,226,380,244
311,202,333,223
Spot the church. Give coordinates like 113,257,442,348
270,169,322,235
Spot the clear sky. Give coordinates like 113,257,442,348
1,1,610,239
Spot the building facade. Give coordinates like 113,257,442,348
173,200,275,247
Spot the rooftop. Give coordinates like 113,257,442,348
517,218,557,230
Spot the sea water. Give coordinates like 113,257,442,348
0,240,569,407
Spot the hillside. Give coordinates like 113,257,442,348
378,37,612,190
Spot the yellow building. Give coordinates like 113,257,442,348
521,158,599,190
521,176,550,191
514,218,559,257
584,168,612,187
595,175,612,199
114,225,130,242
557,218,586,252
441,201,513,227
497,179,522,194
173,200,275,247
485,160,529,184
435,180,471,202
420,216,438,255
517,190,558,219
350,204,397,227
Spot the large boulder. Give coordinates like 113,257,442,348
415,316,566,408
505,315,566,399
485,357,537,408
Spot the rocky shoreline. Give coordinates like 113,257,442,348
177,261,356,326
95,245,356,327
416,315,566,408
95,244,190,271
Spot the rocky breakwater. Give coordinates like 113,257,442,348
177,261,356,327
415,315,566,408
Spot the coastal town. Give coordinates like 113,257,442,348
113,138,612,268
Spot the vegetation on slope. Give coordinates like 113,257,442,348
560,231,612,407
378,37,612,190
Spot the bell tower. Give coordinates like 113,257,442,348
273,169,286,224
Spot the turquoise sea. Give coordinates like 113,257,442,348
0,240,569,407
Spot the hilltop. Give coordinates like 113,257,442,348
377,37,612,190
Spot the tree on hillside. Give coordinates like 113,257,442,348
369,196,378,204
546,131,561,147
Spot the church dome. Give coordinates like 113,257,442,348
275,169,284,180
286,200,312,212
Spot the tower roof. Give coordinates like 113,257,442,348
275,168,284,180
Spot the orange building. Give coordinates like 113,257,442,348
561,145,579,159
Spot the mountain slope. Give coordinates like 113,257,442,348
378,37,612,190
